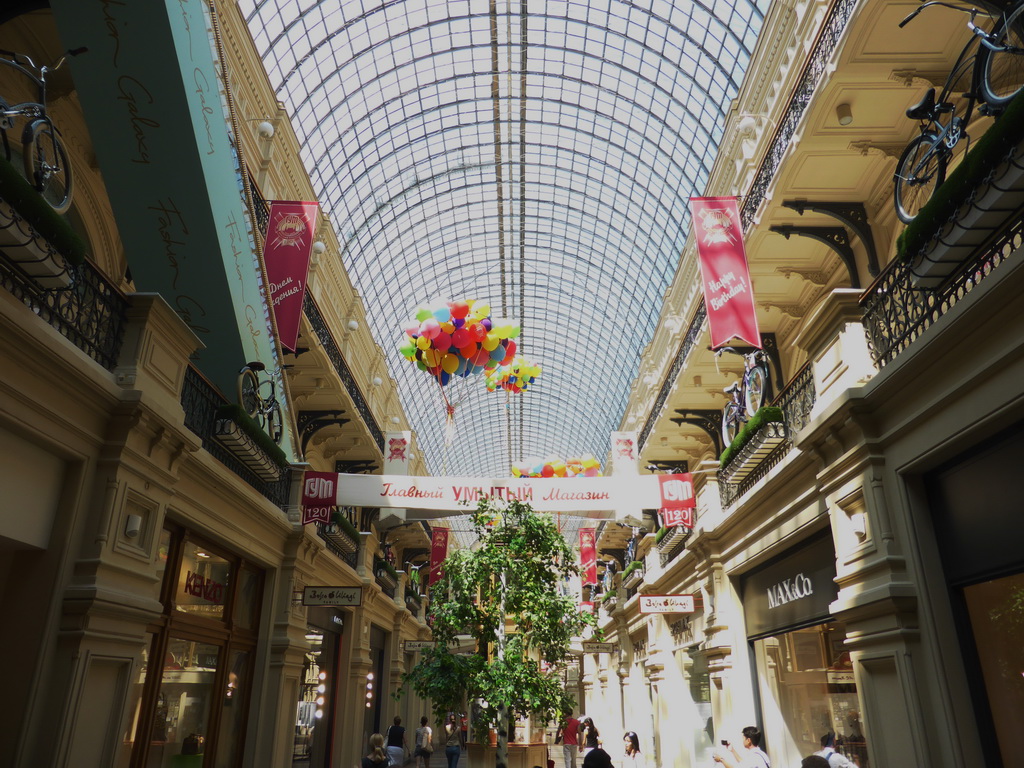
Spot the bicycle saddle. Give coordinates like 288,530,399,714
723,382,742,395
245,360,266,372
906,88,936,120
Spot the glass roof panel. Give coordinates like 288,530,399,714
242,0,768,478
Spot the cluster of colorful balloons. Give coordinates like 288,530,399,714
511,455,603,478
397,299,520,386
485,355,542,393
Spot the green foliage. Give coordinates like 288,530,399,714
0,157,87,264
654,526,668,544
375,557,399,580
329,509,360,539
398,497,598,737
897,90,1024,261
719,406,785,467
621,560,644,579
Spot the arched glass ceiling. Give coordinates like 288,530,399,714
242,0,768,478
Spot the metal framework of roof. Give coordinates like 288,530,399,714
242,0,768,483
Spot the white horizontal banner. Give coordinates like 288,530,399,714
320,472,685,515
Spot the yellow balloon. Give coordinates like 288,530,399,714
416,335,431,350
482,334,500,351
441,353,459,374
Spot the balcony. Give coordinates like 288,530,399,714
374,557,399,597
656,526,690,566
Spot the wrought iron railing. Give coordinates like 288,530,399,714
249,172,270,237
181,365,290,507
373,557,397,598
639,302,707,452
316,521,359,568
718,361,816,508
0,255,128,370
860,212,1023,367
741,0,858,230
303,293,385,453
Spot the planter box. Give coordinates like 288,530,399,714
602,595,618,613
213,418,284,481
911,141,1024,289
720,420,787,484
0,198,73,288
657,526,690,559
321,523,358,554
621,567,645,591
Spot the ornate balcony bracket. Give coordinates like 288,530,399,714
770,225,860,288
297,410,350,455
671,409,723,456
645,459,690,473
782,200,880,277
335,459,379,474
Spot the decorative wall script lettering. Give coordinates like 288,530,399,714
183,571,225,605
766,572,814,609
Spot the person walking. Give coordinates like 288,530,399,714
364,734,391,768
556,709,582,768
580,718,601,757
814,733,854,768
442,712,464,768
713,726,770,768
386,716,409,767
414,716,433,768
622,731,644,768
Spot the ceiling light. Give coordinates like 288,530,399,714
347,319,359,331
835,103,853,126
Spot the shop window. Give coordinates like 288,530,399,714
294,626,340,767
130,525,263,768
753,621,867,766
961,571,1024,766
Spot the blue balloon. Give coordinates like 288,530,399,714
440,372,451,385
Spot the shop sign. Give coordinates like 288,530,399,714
582,641,617,653
639,594,696,614
302,586,362,606
741,531,838,638
405,641,439,651
827,670,856,684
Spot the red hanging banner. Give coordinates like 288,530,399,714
579,529,598,586
301,471,337,525
429,527,449,586
658,473,696,529
689,196,761,349
264,201,319,351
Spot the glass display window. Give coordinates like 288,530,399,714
176,541,231,622
130,524,263,768
961,571,1024,766
293,625,340,767
753,620,867,767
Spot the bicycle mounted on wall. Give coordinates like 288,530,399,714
0,47,85,214
237,361,284,444
716,346,771,447
893,0,1024,223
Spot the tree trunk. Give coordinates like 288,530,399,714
495,703,509,768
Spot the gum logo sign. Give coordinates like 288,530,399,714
658,473,695,528
302,471,337,525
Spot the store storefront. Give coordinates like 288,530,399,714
127,523,264,768
293,609,345,767
741,530,865,766
927,427,1024,768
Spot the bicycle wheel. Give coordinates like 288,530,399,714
894,133,946,224
744,365,769,417
267,400,284,444
979,2,1024,108
22,118,73,214
721,404,742,448
238,367,261,419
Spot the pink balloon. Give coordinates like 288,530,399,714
420,318,441,340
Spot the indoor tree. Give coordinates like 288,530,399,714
399,497,598,768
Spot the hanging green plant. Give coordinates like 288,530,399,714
719,406,784,468
330,510,360,539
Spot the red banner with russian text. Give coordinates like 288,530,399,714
579,529,597,586
658,473,696,528
301,471,336,525
429,527,449,586
689,196,761,349
264,201,319,351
